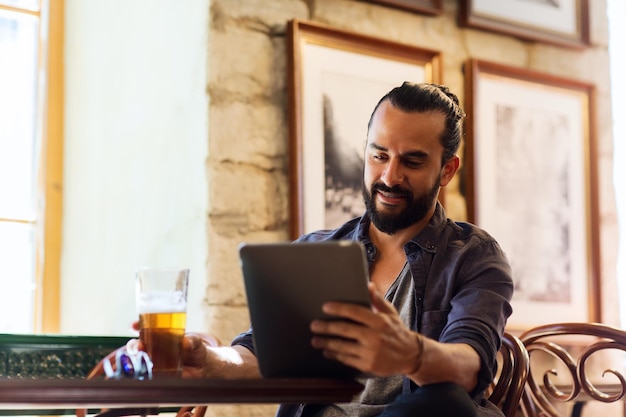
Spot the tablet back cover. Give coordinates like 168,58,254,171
239,240,370,379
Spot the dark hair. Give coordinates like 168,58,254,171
367,82,465,165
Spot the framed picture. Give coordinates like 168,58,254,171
287,19,442,239
459,0,590,49
464,59,599,330
362,0,443,15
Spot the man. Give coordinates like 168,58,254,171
179,82,513,417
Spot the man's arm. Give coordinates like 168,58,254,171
181,335,261,379
310,283,481,392
406,336,480,392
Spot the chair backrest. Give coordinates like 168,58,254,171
518,322,626,417
76,333,222,417
488,332,530,417
76,345,207,417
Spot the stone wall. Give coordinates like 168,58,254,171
203,1,618,416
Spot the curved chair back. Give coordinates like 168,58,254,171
518,322,626,417
76,334,222,417
488,332,530,417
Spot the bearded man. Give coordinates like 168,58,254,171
154,83,514,417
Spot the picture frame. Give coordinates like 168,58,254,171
287,19,442,239
459,0,590,49
362,0,443,15
464,58,600,330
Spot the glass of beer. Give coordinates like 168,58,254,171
135,267,189,377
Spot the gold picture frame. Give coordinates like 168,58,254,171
459,0,590,49
362,0,443,15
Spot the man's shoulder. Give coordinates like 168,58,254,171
430,203,497,246
296,217,363,242
443,218,502,247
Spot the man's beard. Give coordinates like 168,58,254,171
362,177,440,235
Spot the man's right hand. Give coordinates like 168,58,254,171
181,333,223,378
129,321,261,379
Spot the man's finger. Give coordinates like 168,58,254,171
368,282,395,314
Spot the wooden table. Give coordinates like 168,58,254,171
0,377,364,415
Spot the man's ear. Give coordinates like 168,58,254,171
440,155,460,187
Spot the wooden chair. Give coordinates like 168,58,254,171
488,332,530,417
76,334,222,417
518,322,626,417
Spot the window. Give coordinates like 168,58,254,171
0,0,62,333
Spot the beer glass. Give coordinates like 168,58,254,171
135,267,189,377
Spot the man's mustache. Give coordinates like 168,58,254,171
371,183,411,198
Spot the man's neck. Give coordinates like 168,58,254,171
368,212,432,252
367,216,430,293
369,225,415,252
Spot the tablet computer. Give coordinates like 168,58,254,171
238,240,371,379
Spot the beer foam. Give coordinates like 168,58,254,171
137,290,186,314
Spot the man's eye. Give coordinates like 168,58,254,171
404,160,423,168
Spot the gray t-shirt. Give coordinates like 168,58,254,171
313,262,414,417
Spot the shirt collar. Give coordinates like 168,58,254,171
355,202,447,257
408,202,447,254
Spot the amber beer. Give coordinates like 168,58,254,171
139,308,187,376
136,268,189,377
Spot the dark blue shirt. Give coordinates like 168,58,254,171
232,203,514,416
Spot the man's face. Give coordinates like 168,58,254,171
362,101,456,235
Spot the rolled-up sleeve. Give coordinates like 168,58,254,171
231,327,256,354
438,239,514,397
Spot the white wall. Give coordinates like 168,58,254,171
608,0,626,327
62,0,210,335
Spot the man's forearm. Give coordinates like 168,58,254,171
406,337,480,392
208,345,262,379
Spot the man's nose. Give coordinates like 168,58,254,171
380,158,404,186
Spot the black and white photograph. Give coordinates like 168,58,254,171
287,20,441,238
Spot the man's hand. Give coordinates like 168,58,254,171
309,283,480,391
127,322,260,379
310,282,422,377
180,333,220,377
